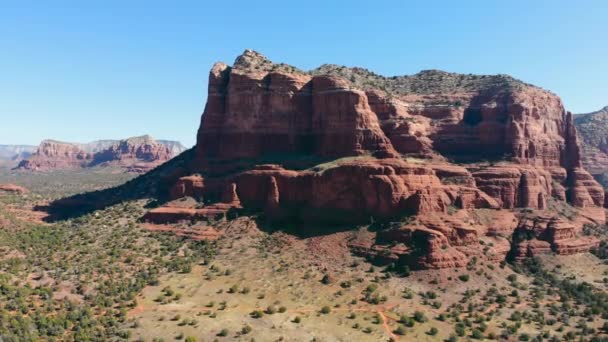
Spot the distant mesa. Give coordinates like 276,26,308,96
574,106,608,184
14,135,186,173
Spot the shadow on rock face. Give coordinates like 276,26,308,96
245,205,415,239
40,149,335,222
251,214,360,239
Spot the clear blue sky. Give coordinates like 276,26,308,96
1,0,607,147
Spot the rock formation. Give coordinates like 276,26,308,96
90,135,176,170
196,53,396,162
510,215,600,259
574,106,608,188
158,140,189,156
17,136,185,172
17,140,93,170
0,184,29,194
146,50,605,268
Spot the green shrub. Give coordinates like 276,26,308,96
413,311,427,323
241,325,252,335
471,328,484,339
250,310,264,318
394,325,407,335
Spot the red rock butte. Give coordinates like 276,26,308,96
144,49,606,269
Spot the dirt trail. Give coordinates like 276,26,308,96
377,307,398,340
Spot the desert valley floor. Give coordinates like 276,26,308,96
2,167,608,341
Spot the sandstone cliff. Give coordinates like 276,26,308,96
17,140,93,170
145,50,606,269
188,50,602,208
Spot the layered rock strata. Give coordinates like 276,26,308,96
510,215,600,259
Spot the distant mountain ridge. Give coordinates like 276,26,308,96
0,144,36,159
34,137,187,154
14,135,186,172
158,140,187,156
574,106,608,187
0,145,37,167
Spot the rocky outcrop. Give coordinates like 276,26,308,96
170,175,205,200
567,167,605,207
471,166,554,209
232,159,499,223
17,136,184,172
510,215,600,259
396,225,470,269
350,216,480,269
142,185,241,225
0,184,29,194
350,212,599,269
143,223,221,241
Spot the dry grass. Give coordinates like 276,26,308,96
126,217,608,341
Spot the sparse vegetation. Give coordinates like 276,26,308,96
0,177,216,341
2,168,608,341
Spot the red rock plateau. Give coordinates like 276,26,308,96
17,136,185,172
143,50,606,269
